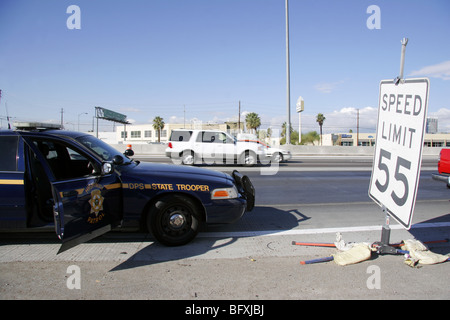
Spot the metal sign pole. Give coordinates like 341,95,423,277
374,38,409,255
373,206,398,254
394,38,408,85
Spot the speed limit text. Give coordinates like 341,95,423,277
380,93,423,149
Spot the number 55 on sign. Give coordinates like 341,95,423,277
369,78,430,229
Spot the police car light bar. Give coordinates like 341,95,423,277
13,122,62,131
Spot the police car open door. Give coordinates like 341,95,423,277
23,136,122,253
51,174,122,254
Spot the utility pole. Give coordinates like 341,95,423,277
95,106,99,138
0,90,2,129
357,108,360,146
285,0,291,144
238,101,241,133
0,90,10,130
60,108,64,129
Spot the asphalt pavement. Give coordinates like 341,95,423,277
1,156,449,301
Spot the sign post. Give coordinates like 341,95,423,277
94,106,129,138
369,39,430,254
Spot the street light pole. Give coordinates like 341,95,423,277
285,0,291,145
78,112,87,131
296,96,304,144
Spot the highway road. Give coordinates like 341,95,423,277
175,155,449,237
1,155,449,300
137,154,438,171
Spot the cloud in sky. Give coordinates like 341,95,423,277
259,106,378,135
275,106,450,134
120,107,142,113
429,108,450,132
314,80,345,94
168,115,183,124
409,60,450,80
317,106,378,133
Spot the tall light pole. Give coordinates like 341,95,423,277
78,112,87,131
285,0,291,144
296,96,304,144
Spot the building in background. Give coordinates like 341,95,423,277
114,122,230,144
426,117,438,134
322,132,450,147
89,118,450,148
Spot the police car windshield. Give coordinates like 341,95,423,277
76,135,131,164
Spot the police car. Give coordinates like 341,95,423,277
0,122,255,252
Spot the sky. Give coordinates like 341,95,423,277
0,0,449,134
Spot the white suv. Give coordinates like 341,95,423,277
165,129,265,166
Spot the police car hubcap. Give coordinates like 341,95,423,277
161,204,193,237
169,212,185,229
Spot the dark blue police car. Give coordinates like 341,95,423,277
0,122,255,252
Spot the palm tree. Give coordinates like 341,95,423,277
316,113,326,145
245,112,261,134
152,116,165,142
302,131,320,145
267,127,272,139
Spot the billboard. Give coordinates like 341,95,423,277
95,107,128,124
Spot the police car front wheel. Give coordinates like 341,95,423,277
147,194,200,246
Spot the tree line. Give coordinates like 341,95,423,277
150,112,326,145
244,112,327,145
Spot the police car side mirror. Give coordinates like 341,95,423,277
102,162,113,175
112,155,124,165
124,149,134,157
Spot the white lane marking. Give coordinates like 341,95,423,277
198,222,450,238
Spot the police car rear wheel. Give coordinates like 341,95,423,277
148,194,200,246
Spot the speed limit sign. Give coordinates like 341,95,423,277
369,78,430,229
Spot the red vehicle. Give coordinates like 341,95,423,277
432,148,450,188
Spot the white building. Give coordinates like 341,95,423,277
113,122,229,144
322,132,450,147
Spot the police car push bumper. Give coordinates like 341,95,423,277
203,170,255,224
232,170,255,212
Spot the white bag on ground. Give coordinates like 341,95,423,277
401,239,449,265
334,232,370,251
333,243,372,266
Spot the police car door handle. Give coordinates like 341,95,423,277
62,190,78,198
